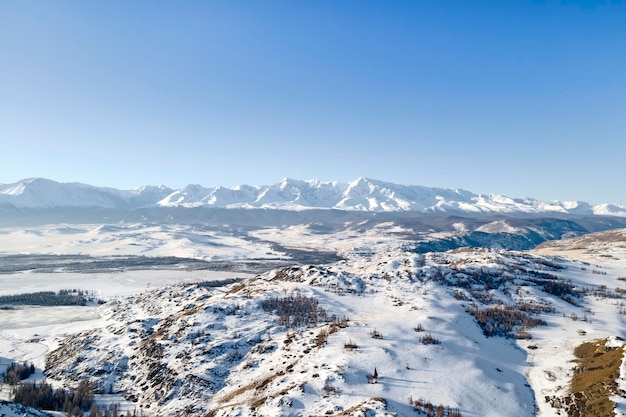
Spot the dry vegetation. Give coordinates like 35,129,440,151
466,302,549,338
261,292,327,327
548,338,625,417
409,396,462,416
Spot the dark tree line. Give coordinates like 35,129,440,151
2,361,35,384
12,379,94,417
0,289,97,306
261,292,328,327
410,396,462,416
88,402,134,417
467,303,547,338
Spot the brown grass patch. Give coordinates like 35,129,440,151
204,383,297,417
324,397,387,416
552,338,625,417
570,339,624,416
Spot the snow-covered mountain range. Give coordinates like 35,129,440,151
1,177,625,216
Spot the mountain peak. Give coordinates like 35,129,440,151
1,177,625,217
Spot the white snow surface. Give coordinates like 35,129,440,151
475,220,524,234
4,246,623,416
0,401,55,416
0,223,282,260
2,177,625,216
2,222,626,416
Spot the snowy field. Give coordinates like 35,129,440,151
0,223,283,260
0,221,429,262
0,269,247,298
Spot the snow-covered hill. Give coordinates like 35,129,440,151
2,177,625,216
3,216,626,415
41,247,626,417
0,401,53,416
534,228,626,265
4,215,626,261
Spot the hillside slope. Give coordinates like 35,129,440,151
0,400,54,417
43,247,626,417
534,228,626,265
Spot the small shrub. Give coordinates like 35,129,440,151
367,368,379,383
420,334,440,345
329,315,350,331
370,329,383,339
344,339,358,350
323,379,339,396
316,329,330,347
453,290,466,300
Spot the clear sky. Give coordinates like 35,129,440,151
1,1,624,204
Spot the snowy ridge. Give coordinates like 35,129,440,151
0,178,173,209
534,228,626,265
1,177,625,216
0,400,53,416
42,248,626,417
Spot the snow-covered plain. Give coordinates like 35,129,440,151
2,220,626,416
249,222,413,258
0,223,281,260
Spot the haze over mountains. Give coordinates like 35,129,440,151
1,177,625,217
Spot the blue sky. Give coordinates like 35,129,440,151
1,1,625,204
